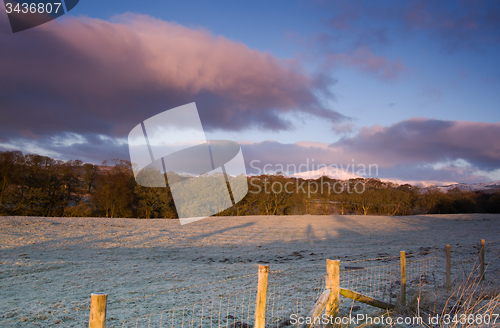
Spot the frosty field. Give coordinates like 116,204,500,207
1,214,500,327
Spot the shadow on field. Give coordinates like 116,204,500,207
188,221,256,241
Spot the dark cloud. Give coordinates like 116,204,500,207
0,13,344,145
332,118,500,170
2,133,129,164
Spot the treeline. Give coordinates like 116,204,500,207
0,150,499,218
223,174,500,216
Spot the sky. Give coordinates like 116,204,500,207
1,0,500,184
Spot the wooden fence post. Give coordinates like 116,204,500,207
89,293,107,328
446,245,451,291
325,260,340,320
400,251,406,306
480,239,485,281
255,265,269,328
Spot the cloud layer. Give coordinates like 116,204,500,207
3,113,499,183
242,118,500,183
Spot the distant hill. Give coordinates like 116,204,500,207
289,167,361,180
287,168,500,193
435,181,500,193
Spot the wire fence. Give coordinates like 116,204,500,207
263,272,326,327
120,288,256,328
2,239,499,327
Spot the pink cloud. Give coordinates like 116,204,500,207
324,47,408,81
481,76,499,84
419,85,442,103
0,13,344,141
402,0,500,50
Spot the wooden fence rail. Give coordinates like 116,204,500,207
299,289,331,328
340,288,395,310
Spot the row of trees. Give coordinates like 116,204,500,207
0,151,176,218
1,150,499,218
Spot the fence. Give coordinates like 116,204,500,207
1,239,498,327
117,239,499,327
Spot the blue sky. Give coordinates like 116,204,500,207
1,0,499,184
